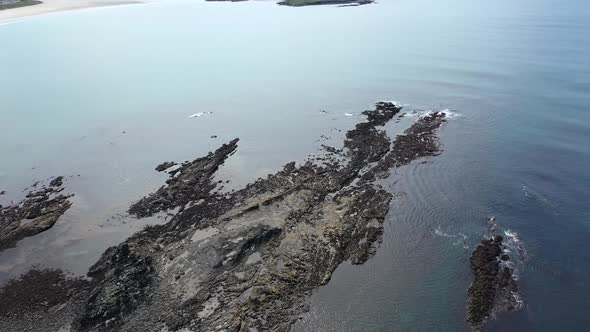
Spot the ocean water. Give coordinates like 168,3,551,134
1,0,589,331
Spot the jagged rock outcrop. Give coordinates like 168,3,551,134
0,177,73,251
467,234,521,331
72,102,446,332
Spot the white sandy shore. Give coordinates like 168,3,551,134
0,0,143,21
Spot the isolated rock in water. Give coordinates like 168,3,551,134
0,179,74,252
70,102,447,332
467,234,521,330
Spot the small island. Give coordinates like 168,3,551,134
205,0,374,7
277,0,373,7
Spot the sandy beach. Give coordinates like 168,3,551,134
0,0,142,21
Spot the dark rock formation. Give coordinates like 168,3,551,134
0,101,448,332
129,139,238,218
277,0,373,7
50,176,64,187
0,269,89,319
205,0,372,7
70,102,446,332
155,162,177,172
0,0,42,10
0,179,74,251
467,234,520,331
77,243,154,331
361,111,446,181
0,269,89,332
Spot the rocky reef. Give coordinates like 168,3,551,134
155,161,177,172
0,102,448,332
466,231,521,331
71,102,446,332
0,176,73,252
129,139,239,218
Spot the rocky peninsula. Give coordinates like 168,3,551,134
0,102,447,331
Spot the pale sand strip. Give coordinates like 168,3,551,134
0,0,143,21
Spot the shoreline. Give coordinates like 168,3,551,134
0,0,374,22
0,0,142,21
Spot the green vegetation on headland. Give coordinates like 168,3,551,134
277,0,373,6
0,0,42,10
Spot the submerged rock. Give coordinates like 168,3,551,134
0,178,74,251
467,233,521,331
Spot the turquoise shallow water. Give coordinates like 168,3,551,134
1,0,590,330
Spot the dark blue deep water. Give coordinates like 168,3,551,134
1,0,589,330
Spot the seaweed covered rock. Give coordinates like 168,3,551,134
0,269,89,320
0,268,89,332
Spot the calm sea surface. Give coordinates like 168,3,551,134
1,0,589,330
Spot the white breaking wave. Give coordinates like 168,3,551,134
511,291,525,309
378,100,408,107
434,227,469,249
188,112,212,118
439,108,462,118
503,229,526,258
500,229,527,281
405,108,462,119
